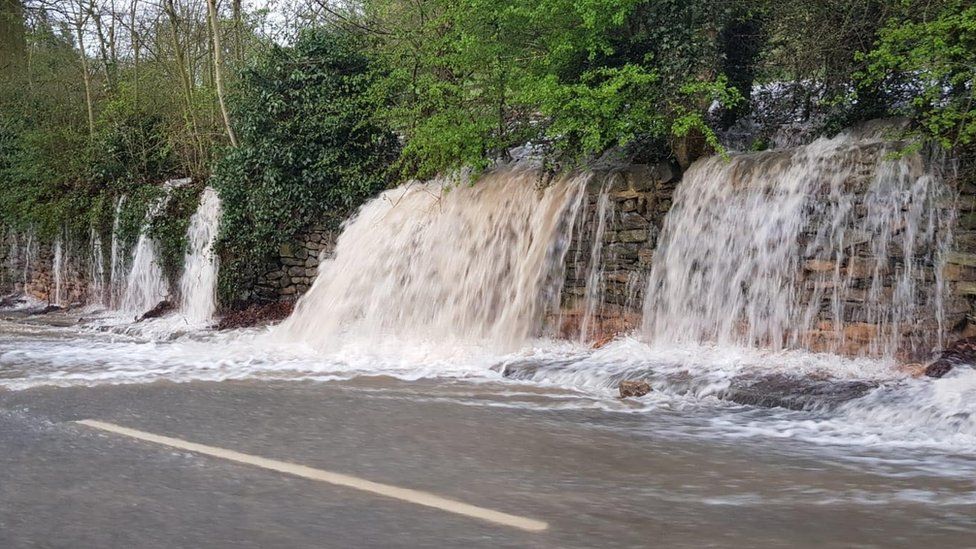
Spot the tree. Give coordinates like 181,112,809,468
0,0,26,72
211,26,398,304
860,0,976,152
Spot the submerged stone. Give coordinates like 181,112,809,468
924,337,976,378
619,380,652,398
725,374,876,411
138,300,174,321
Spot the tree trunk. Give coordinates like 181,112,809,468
163,0,206,171
206,0,237,147
0,0,26,74
73,9,96,138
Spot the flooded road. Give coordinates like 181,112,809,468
1,313,975,547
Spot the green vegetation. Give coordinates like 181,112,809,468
212,27,397,305
0,0,973,306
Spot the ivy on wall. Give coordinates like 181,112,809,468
211,27,398,306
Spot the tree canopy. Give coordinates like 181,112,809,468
0,0,973,301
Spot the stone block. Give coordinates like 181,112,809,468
638,248,654,265
844,322,878,342
946,252,976,268
953,282,976,297
846,257,880,279
618,229,647,243
619,212,647,230
803,260,836,273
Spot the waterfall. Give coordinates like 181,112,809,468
277,168,588,351
88,225,106,306
108,195,126,308
178,187,222,325
120,191,173,315
577,179,615,342
120,233,169,315
52,235,63,305
22,229,35,288
642,132,953,359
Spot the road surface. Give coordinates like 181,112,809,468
1,378,974,548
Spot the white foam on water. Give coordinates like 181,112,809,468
108,195,127,308
275,167,588,352
178,187,221,326
643,133,953,359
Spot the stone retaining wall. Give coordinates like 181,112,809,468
247,225,338,302
554,164,677,340
0,237,89,305
4,153,976,364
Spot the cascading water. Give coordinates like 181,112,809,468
178,187,222,325
108,195,126,308
577,180,616,342
277,168,588,351
22,229,35,288
52,235,64,305
120,192,173,316
88,225,106,306
642,132,953,359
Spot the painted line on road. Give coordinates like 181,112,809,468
75,419,548,533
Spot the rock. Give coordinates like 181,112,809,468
924,337,976,378
619,380,652,398
726,374,876,411
924,361,954,378
592,333,616,349
28,304,62,315
803,259,835,272
137,300,174,321
0,294,24,308
618,229,647,243
619,212,648,230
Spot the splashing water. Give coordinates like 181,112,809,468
276,168,588,352
52,235,64,305
577,178,616,343
642,132,952,359
21,229,35,288
178,187,222,326
1,146,973,462
88,225,106,306
108,195,127,308
120,190,174,315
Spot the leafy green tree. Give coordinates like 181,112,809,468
367,0,739,178
860,0,976,151
212,26,398,305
